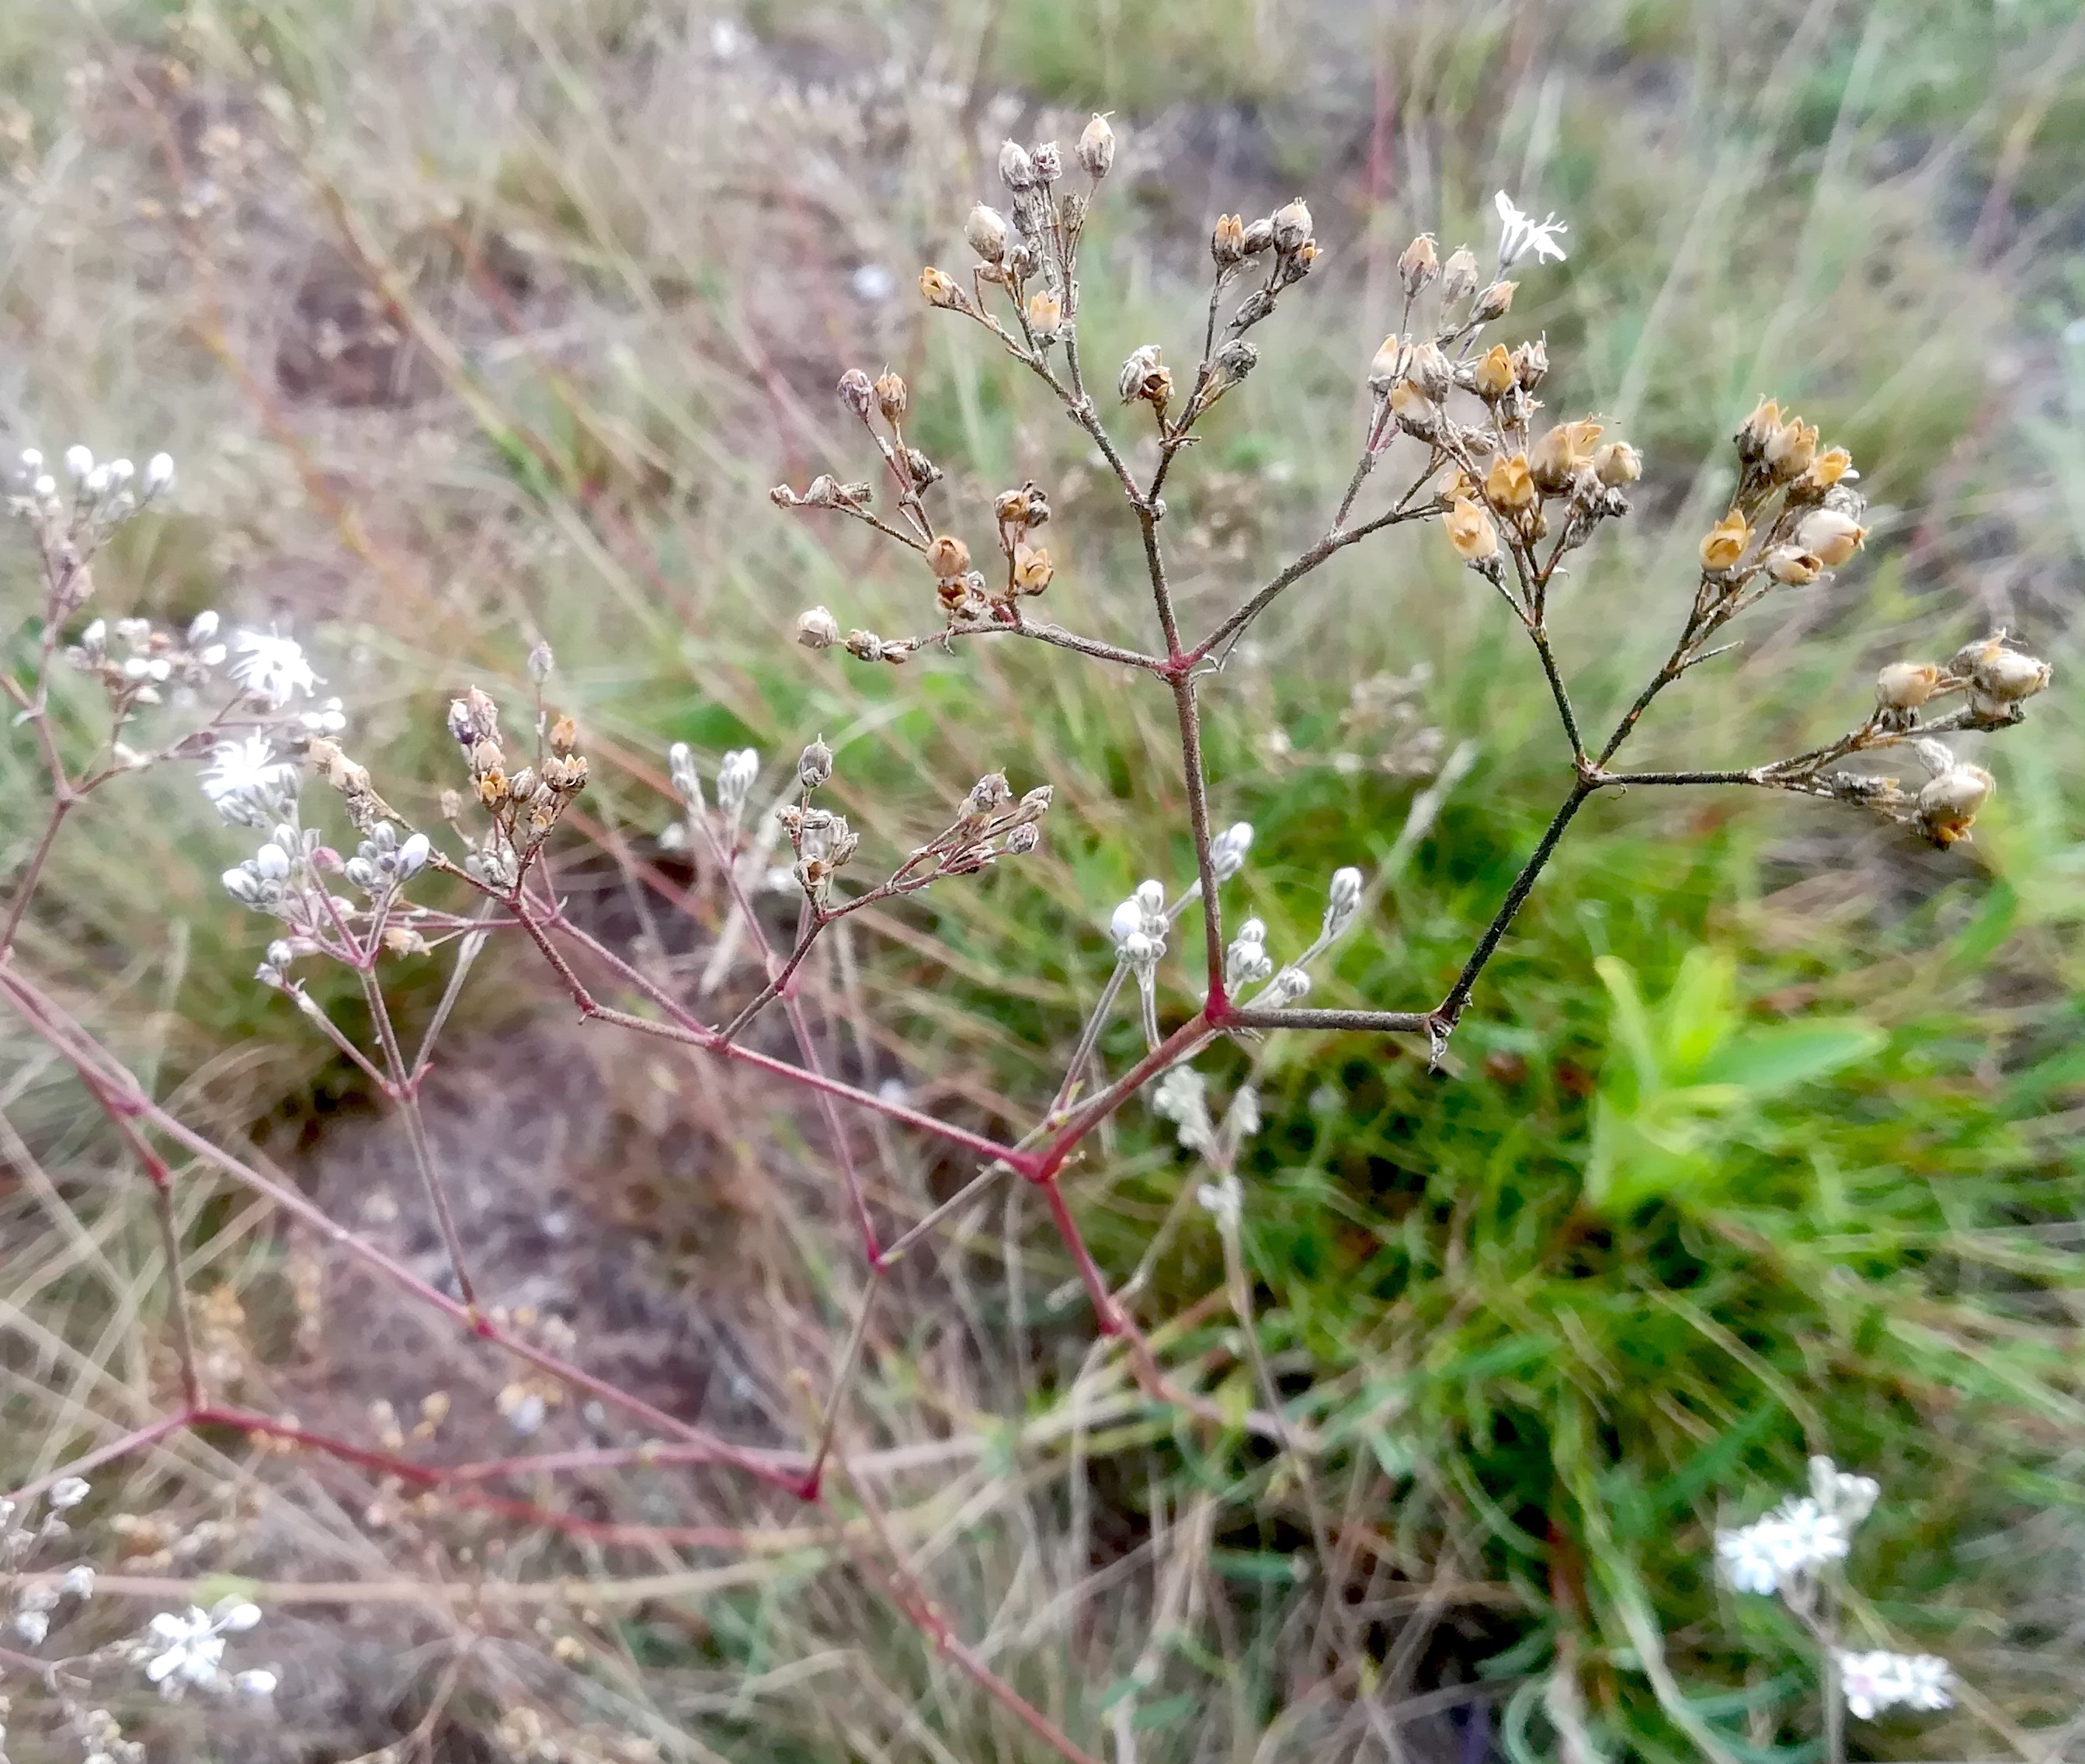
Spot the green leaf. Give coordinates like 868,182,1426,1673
1694,1021,1885,1092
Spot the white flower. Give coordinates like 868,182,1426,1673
1715,1518,1787,1596
144,1606,228,1697
1493,191,1569,269
47,1476,90,1508
229,629,321,707
64,444,95,481
233,1668,279,1697
1767,1495,1848,1574
1195,1176,1242,1227
14,1608,50,1646
1837,1650,1951,1721
1153,1065,1215,1154
145,452,176,495
61,1564,95,1598
140,1599,264,1700
202,735,299,808
1809,1454,1881,1528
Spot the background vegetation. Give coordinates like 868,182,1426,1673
5,0,2085,1759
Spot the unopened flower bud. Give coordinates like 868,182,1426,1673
1077,113,1115,178
1324,865,1364,937
395,832,432,878
526,641,554,684
64,444,94,481
1211,821,1255,881
796,605,839,650
1399,232,1439,297
144,452,175,494
1472,280,1517,321
1263,967,1312,1006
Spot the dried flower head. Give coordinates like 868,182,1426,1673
1445,497,1499,564
1700,510,1750,573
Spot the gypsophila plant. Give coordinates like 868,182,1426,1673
2,114,2052,1764
1716,1458,1953,1759
2,1479,275,1764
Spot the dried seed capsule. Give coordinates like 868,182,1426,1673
799,737,834,790
1700,511,1750,572
1916,764,1993,846
1735,398,1782,462
926,534,971,578
1802,446,1854,491
1765,418,1818,481
1875,662,1940,710
1270,197,1312,252
874,371,908,422
1440,246,1479,304
1403,341,1452,402
965,203,1009,262
1367,334,1402,394
1511,338,1548,390
1793,509,1865,568
1473,343,1514,399
1471,280,1517,322
1593,441,1642,487
1213,339,1258,387
919,266,964,309
1077,113,1115,179
1012,543,1054,594
1211,213,1246,266
1240,217,1276,256
1445,497,1499,563
1764,546,1821,585
1031,141,1062,182
836,368,874,419
999,139,1037,191
1025,289,1064,340
1972,644,2051,703
1398,233,1439,297
1484,452,1538,512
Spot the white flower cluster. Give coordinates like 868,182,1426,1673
137,1599,276,1701
1715,1458,1955,1726
1715,1455,1878,1597
1835,1649,1952,1721
6,444,173,526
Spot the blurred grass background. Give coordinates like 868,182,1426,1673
5,0,2085,1759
